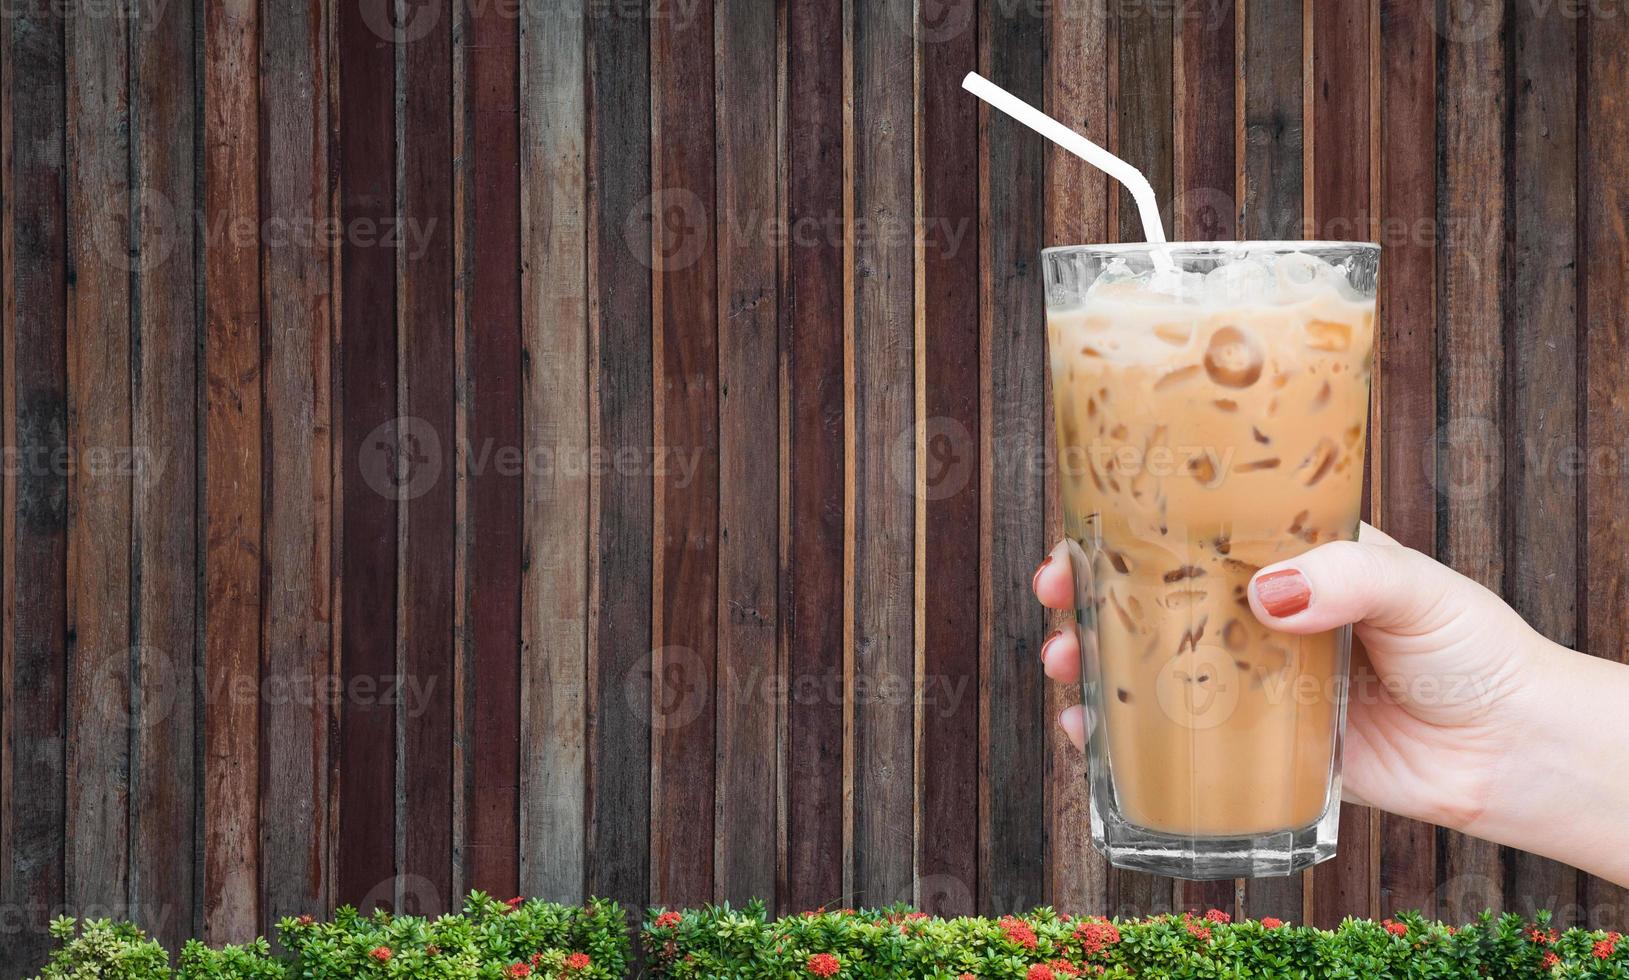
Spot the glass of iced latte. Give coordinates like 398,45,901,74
1043,242,1378,879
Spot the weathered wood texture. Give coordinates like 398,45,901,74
1,2,1625,964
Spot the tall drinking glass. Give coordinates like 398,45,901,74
1043,243,1379,879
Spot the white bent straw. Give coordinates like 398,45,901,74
962,71,1170,251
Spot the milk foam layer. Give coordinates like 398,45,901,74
1051,255,1375,838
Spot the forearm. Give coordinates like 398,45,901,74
1465,637,1629,889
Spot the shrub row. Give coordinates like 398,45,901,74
34,893,626,980
32,896,1629,978
642,904,1628,979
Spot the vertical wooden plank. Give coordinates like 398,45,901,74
1241,0,1304,244
1114,0,1172,244
398,0,455,918
1306,0,1373,928
1175,0,1236,243
462,0,522,899
585,0,652,918
65,0,133,921
1172,0,1238,918
650,0,718,909
201,0,262,944
337,0,399,912
1043,0,1111,918
1237,0,1305,922
715,0,779,908
1504,0,1579,926
918,0,979,918
520,0,588,905
1581,2,1629,933
981,0,1047,918
1374,0,1437,921
782,0,845,916
131,0,198,947
0,0,69,968
259,0,334,928
852,0,914,910
1106,0,1173,919
1436,0,1506,927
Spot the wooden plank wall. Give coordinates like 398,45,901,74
3,0,1629,969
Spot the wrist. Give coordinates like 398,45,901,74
1464,636,1629,888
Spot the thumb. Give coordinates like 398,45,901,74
1246,535,1494,637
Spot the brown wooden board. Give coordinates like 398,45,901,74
585,0,653,920
782,0,846,917
1580,3,1629,934
337,0,400,912
1437,0,1507,926
1238,0,1307,922
1306,0,1374,928
462,0,522,899
919,0,980,919
259,0,334,929
1,0,69,968
980,0,1046,918
1107,0,1174,919
1504,0,1581,926
714,0,780,909
1173,0,1239,919
66,0,134,921
131,0,199,948
1042,0,1111,919
1375,0,1438,921
200,0,262,944
649,0,720,910
398,0,456,918
851,0,915,911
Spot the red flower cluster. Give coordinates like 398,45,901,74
1047,959,1081,976
1595,931,1622,959
1026,965,1053,980
370,946,392,963
1185,922,1211,942
295,915,315,927
1528,927,1559,945
507,964,531,978
564,951,591,970
505,896,525,913
807,952,841,977
1074,917,1121,956
1204,908,1231,924
1000,915,1039,951
1541,950,1561,969
1260,917,1284,930
654,911,682,929
1381,919,1408,937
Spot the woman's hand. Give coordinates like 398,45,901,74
1033,522,1629,887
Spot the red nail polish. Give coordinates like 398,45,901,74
1041,628,1063,660
1031,554,1053,594
1255,569,1311,617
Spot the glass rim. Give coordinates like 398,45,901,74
1042,240,1381,259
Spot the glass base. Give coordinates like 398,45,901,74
1090,790,1342,880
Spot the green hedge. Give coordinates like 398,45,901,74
32,893,627,980
640,904,1628,979
28,897,1629,978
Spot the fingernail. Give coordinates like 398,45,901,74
1031,554,1053,594
1255,569,1311,617
1040,628,1063,661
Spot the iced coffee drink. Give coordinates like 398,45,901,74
1043,243,1378,879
